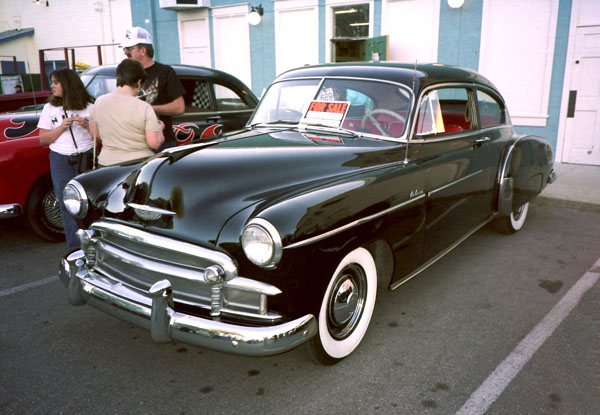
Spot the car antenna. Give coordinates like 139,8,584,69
25,58,38,109
404,60,418,165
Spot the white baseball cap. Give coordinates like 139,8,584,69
120,27,153,48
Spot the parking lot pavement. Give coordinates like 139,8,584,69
458,259,600,415
1,204,599,414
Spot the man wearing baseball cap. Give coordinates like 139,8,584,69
120,27,185,151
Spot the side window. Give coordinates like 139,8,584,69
477,90,505,127
82,75,116,99
416,87,472,136
214,84,250,111
182,79,213,113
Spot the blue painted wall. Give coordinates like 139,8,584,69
130,0,181,65
249,4,276,97
438,0,483,70
373,0,382,37
319,0,326,63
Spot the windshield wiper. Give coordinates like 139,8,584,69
249,120,299,129
300,123,363,138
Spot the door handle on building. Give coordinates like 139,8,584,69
567,90,577,118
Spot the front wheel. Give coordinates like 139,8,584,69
304,247,377,365
26,176,64,242
493,202,529,234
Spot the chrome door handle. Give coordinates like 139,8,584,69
475,137,490,144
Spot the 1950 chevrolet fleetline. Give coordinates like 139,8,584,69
58,63,555,365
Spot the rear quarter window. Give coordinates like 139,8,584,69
477,90,505,128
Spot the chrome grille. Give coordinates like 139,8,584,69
83,221,282,323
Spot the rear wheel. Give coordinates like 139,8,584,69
494,202,529,234
26,176,64,242
304,247,377,365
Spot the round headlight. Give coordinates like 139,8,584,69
63,180,88,218
241,218,282,268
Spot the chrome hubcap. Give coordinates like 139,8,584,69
512,204,525,221
43,189,63,228
327,264,367,340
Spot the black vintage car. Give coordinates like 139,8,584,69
59,63,555,365
81,64,259,144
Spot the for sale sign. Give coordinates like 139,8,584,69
301,100,350,128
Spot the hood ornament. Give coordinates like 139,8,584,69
127,203,176,221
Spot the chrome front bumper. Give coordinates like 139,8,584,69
59,250,317,356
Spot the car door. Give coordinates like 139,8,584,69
173,79,256,144
412,85,498,261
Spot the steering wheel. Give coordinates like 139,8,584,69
361,109,406,136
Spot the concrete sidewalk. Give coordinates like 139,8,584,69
533,162,600,212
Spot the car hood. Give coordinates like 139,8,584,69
100,129,399,247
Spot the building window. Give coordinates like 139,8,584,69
332,4,370,62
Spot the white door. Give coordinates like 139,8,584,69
212,6,253,90
381,0,439,63
563,26,600,165
179,12,211,67
275,6,319,76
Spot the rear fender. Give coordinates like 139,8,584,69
497,135,553,213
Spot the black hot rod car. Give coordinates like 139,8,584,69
59,63,555,365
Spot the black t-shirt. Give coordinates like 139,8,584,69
142,62,185,143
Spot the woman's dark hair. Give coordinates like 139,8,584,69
48,68,94,110
116,59,147,88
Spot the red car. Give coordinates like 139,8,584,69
0,90,51,113
0,64,258,241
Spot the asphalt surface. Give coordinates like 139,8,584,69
1,204,599,414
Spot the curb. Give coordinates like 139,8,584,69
532,196,600,213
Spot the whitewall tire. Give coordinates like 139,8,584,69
304,247,377,365
494,202,529,234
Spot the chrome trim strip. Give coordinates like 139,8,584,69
498,137,525,184
390,216,493,291
285,194,426,249
428,170,483,196
225,276,282,296
127,203,176,216
60,252,317,357
98,241,207,283
0,203,22,218
89,265,283,322
91,221,238,280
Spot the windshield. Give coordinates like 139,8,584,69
80,73,117,99
249,78,412,138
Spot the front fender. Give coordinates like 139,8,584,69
215,160,425,316
72,160,144,227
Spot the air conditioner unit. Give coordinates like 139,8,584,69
159,0,210,11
